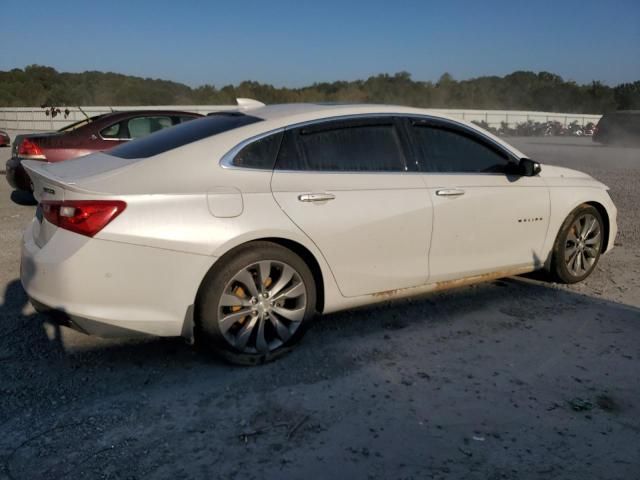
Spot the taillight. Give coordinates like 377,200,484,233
41,200,126,237
18,138,46,159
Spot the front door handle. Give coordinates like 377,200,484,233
436,188,465,197
298,193,336,203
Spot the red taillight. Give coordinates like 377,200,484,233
18,138,45,159
41,200,126,237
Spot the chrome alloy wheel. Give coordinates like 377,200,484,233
217,260,307,354
565,213,602,277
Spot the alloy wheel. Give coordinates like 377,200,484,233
564,213,602,277
217,260,307,354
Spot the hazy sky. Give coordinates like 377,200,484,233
1,0,638,87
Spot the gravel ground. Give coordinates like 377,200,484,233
0,136,638,479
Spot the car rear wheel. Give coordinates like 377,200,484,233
196,242,317,365
550,205,603,284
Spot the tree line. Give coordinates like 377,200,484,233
0,65,638,113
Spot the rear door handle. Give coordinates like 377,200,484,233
298,193,336,203
436,188,465,197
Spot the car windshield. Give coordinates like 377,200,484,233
58,114,105,132
109,113,263,159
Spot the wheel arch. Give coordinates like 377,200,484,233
195,237,326,318
544,199,612,271
584,201,610,254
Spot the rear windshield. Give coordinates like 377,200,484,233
109,113,263,159
58,114,105,132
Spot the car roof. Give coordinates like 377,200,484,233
247,103,435,122
235,103,524,156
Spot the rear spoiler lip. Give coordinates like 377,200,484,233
21,160,96,201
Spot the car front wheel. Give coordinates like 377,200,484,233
196,242,317,365
551,205,604,284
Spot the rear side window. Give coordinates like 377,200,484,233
411,124,509,173
232,132,283,169
110,114,263,159
128,116,173,139
100,122,126,139
276,120,407,172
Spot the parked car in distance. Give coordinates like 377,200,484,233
20,103,617,364
593,111,640,146
6,110,202,191
0,130,10,147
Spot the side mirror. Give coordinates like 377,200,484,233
519,158,541,176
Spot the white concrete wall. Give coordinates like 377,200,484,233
0,106,603,132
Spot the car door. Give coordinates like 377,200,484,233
405,117,550,283
271,116,433,297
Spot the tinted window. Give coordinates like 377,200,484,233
232,132,283,169
412,124,509,173
177,115,198,124
277,120,406,171
110,114,263,159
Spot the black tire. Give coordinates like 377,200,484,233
195,241,317,365
550,204,604,284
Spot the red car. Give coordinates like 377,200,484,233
6,110,202,191
0,130,10,147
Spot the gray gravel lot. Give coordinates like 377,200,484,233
0,137,639,479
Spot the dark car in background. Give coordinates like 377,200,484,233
593,111,640,146
6,110,202,191
0,130,10,147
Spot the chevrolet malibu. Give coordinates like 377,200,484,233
20,103,617,364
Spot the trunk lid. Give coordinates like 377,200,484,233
11,132,60,158
22,153,140,247
22,160,68,247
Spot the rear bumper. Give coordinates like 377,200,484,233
30,297,151,337
21,221,216,338
5,157,33,191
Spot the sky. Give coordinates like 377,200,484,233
1,0,638,88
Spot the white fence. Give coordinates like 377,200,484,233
0,106,602,132
433,109,602,129
0,105,237,131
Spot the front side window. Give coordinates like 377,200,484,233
127,116,173,139
276,119,407,172
411,123,510,173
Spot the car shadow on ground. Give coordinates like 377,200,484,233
1,273,638,380
1,275,639,479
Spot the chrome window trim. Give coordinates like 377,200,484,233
219,112,522,172
99,136,130,141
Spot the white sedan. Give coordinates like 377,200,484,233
21,103,617,364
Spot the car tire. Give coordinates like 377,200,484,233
195,241,317,365
550,204,604,284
